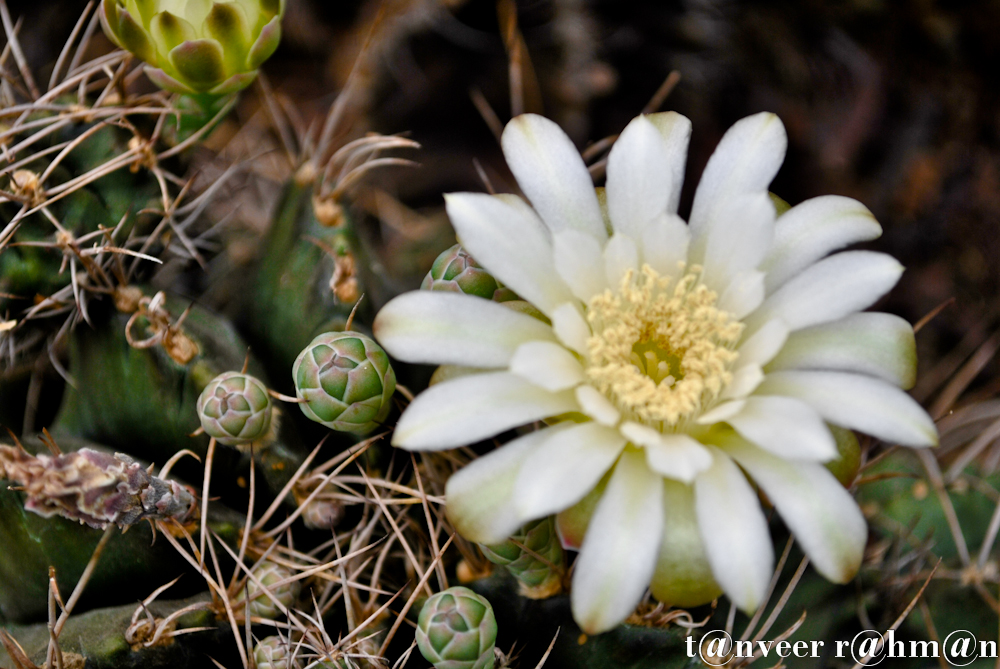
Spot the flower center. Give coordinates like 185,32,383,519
584,264,744,428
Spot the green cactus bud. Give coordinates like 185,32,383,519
416,586,497,669
100,0,285,96
421,244,516,302
480,517,565,599
246,561,300,619
196,371,273,446
254,636,294,669
292,332,396,435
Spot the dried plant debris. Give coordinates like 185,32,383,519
0,444,194,528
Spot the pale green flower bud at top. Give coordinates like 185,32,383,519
100,0,284,96
416,587,497,669
481,517,565,599
421,244,517,302
254,636,294,669
196,371,273,446
293,332,396,435
246,561,300,619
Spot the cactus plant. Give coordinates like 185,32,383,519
3,3,993,669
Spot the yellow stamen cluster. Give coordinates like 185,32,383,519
585,264,743,427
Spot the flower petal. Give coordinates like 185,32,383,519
620,422,712,483
725,396,837,461
651,480,723,608
746,251,903,334
721,363,764,400
551,302,591,355
717,270,766,320
150,11,196,55
500,114,606,240
168,38,226,89
697,400,746,424
762,195,882,293
605,115,671,238
100,0,123,48
571,448,664,634
737,319,788,368
445,424,570,544
575,385,621,426
374,291,556,368
646,111,692,214
117,9,156,63
553,230,608,301
698,193,775,292
445,193,574,316
555,473,609,550
246,15,281,69
392,372,578,450
208,71,256,95
144,66,195,94
695,448,774,612
724,436,867,583
766,312,917,389
640,213,690,278
758,370,937,447
205,1,251,69
514,422,626,520
604,233,639,288
510,341,585,391
688,113,787,257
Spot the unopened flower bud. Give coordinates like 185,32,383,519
293,332,396,435
422,244,516,302
416,587,497,669
100,0,285,96
480,517,565,599
246,561,300,619
196,371,273,446
254,636,293,669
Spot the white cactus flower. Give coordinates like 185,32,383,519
373,111,938,635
